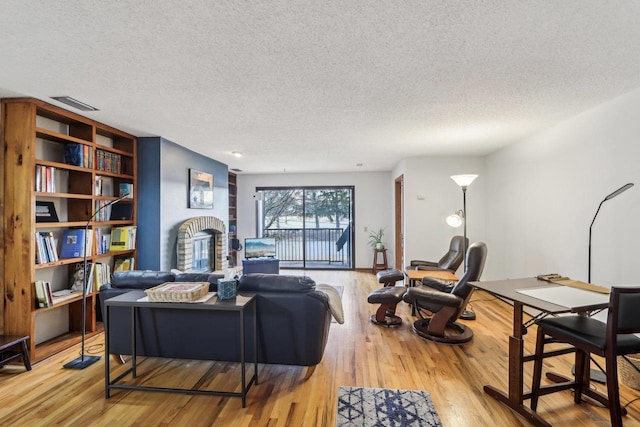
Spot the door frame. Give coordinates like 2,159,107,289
394,175,404,270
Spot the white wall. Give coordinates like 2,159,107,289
237,87,640,285
395,156,486,276
484,87,640,284
236,171,392,269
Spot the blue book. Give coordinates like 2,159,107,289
119,183,133,198
60,229,91,258
63,143,84,166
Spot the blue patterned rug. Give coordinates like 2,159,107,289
336,386,442,427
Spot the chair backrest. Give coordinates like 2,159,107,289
607,286,640,346
450,242,487,308
437,235,469,272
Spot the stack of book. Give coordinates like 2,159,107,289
94,228,111,255
63,143,94,168
35,165,57,192
69,262,113,293
35,231,59,264
34,281,80,308
96,149,122,174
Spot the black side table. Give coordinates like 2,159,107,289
104,291,257,407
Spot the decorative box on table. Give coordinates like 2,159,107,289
145,282,209,302
217,280,237,300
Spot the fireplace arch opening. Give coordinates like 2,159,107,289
176,216,228,272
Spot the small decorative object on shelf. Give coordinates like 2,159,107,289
35,201,59,222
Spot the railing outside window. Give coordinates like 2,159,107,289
264,228,346,264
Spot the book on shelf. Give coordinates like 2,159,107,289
93,228,112,255
114,256,135,272
35,231,59,264
83,144,94,168
93,200,113,222
119,183,133,197
35,165,57,193
69,262,95,294
63,143,84,167
109,226,136,251
60,229,93,258
92,262,112,292
34,281,50,308
96,150,122,174
51,289,82,304
43,281,54,306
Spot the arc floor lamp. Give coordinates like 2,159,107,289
64,192,130,369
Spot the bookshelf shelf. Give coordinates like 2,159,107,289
2,97,138,363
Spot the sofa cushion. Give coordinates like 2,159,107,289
111,271,175,290
238,273,316,292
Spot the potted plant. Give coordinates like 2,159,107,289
368,228,385,250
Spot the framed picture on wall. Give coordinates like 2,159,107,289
189,169,214,209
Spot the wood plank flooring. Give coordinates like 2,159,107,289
2,270,640,426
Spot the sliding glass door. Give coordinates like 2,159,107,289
256,186,354,269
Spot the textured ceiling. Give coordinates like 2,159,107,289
1,1,640,174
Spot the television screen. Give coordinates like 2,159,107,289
244,237,277,259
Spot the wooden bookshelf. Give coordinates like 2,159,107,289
1,98,137,363
228,171,238,267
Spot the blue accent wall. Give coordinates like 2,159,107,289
137,137,229,270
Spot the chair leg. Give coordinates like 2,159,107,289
530,326,546,411
606,351,623,427
573,350,588,404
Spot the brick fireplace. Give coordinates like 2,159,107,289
176,216,228,272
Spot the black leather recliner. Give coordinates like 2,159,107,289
403,241,487,344
407,235,468,273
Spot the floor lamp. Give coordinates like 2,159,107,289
588,183,634,283
64,192,130,369
449,174,478,321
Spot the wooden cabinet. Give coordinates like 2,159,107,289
1,98,137,362
228,171,238,267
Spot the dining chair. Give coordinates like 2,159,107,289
530,286,640,426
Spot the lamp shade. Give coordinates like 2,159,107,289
451,174,478,187
446,212,463,228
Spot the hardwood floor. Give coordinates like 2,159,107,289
2,270,640,426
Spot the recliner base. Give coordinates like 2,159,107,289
370,313,402,327
411,318,473,344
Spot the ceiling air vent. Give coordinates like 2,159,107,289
51,96,99,112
